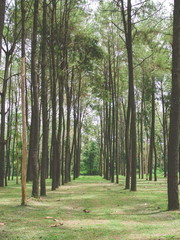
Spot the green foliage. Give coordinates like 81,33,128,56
82,141,99,175
72,33,104,71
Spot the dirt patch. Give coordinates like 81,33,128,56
64,219,109,226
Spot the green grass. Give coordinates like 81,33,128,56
0,175,180,240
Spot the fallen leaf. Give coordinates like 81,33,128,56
45,216,53,219
83,209,90,213
51,224,59,227
53,219,63,224
54,219,59,222
50,223,63,227
0,223,5,226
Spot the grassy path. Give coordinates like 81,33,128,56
0,176,180,240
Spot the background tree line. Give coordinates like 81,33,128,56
0,0,179,210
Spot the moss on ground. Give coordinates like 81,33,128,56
0,176,179,240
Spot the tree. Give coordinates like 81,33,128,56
40,0,48,197
83,141,99,175
0,6,18,187
0,0,6,61
0,0,176,209
31,0,40,198
148,77,155,181
118,0,136,191
21,0,27,205
167,0,180,211
50,0,59,191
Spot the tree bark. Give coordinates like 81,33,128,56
50,0,58,191
148,78,155,181
0,53,10,187
0,0,6,61
167,0,180,210
5,78,12,186
21,0,27,205
40,0,48,196
119,0,136,190
31,0,40,198
161,83,167,177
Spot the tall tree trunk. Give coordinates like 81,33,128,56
145,134,149,180
105,99,109,180
99,110,103,177
58,68,64,185
21,0,27,205
108,47,114,183
179,144,180,185
0,53,10,187
40,0,48,196
0,0,6,61
140,85,144,179
50,1,58,191
27,104,33,182
167,0,180,210
148,78,155,181
127,0,136,192
154,144,157,181
15,104,19,185
161,83,167,177
73,97,77,180
5,73,13,185
31,0,40,198
63,0,71,183
61,110,65,185
77,108,82,178
119,0,136,190
65,96,71,183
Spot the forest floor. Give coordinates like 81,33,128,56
0,175,180,240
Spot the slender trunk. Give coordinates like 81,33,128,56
145,135,149,180
40,0,48,196
61,110,65,185
137,111,140,179
105,101,109,180
167,0,180,210
31,0,40,198
65,99,71,183
140,87,144,179
0,54,10,187
127,0,136,192
179,144,180,184
27,106,33,182
148,78,155,181
58,72,64,185
115,100,119,184
154,144,157,181
5,76,12,186
73,106,77,180
51,1,58,191
0,0,6,61
77,109,82,178
16,109,19,185
120,0,136,190
161,84,167,177
21,0,27,206
99,111,103,177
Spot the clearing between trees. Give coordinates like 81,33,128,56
0,176,179,240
